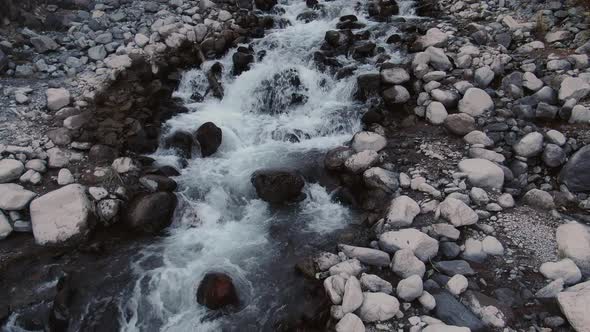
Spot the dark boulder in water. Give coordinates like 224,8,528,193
252,68,309,114
125,192,177,233
196,272,239,310
48,274,73,332
251,169,306,203
196,122,222,157
164,131,193,159
232,48,254,76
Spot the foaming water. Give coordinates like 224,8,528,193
118,0,405,330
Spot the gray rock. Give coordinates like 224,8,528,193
559,145,590,192
0,183,36,210
426,102,448,125
356,292,400,323
397,275,423,301
513,132,543,157
363,167,399,193
351,131,387,152
458,158,504,190
569,105,590,124
542,144,566,167
446,274,468,295
57,168,74,185
463,131,493,146
360,273,393,294
379,229,439,262
445,114,476,136
385,195,420,227
381,67,410,84
339,244,390,267
345,150,380,174
536,279,564,298
437,197,478,227
540,259,582,285
88,45,107,60
30,35,59,53
383,85,410,104
559,77,590,101
557,289,590,331
335,313,365,332
329,259,363,277
342,276,363,314
0,159,25,183
434,260,476,276
391,248,426,278
425,46,452,71
458,88,493,117
556,223,590,276
0,211,12,239
523,189,555,210
413,28,448,50
431,289,486,331
46,88,70,112
474,66,494,88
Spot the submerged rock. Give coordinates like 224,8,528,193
251,169,305,203
197,272,239,310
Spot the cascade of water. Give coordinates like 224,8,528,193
118,0,399,331
398,0,417,17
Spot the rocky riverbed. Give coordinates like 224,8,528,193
2,0,590,331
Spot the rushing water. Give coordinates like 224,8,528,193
116,0,420,331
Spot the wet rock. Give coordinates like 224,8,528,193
97,199,121,224
556,223,590,276
437,197,477,227
125,192,177,233
523,189,554,210
196,272,239,310
232,50,254,76
0,183,36,210
164,131,193,159
363,167,399,193
444,114,475,136
379,229,439,261
325,147,354,170
344,150,379,174
335,313,365,332
112,157,139,174
392,248,425,278
434,260,476,276
458,88,493,117
251,169,305,203
196,122,222,157
139,175,177,192
0,159,24,183
356,292,399,323
431,289,486,331
30,184,93,245
559,145,590,192
49,274,73,332
557,289,590,331
458,158,504,190
356,73,381,100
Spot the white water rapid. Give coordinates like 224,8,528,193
118,0,413,331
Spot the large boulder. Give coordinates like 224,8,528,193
556,223,590,277
385,195,420,227
559,145,590,192
196,122,222,157
557,289,590,331
125,192,178,233
164,131,193,159
30,184,93,245
0,159,24,183
196,272,239,310
458,159,504,190
251,169,305,203
351,131,387,152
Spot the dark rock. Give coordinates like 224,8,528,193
440,242,461,259
253,68,308,114
48,274,73,332
495,33,512,48
434,260,476,276
0,49,7,73
164,131,193,159
207,62,224,98
431,289,487,331
324,147,354,170
325,30,341,48
196,122,222,157
535,102,559,119
444,113,476,136
196,272,239,310
471,31,489,45
254,0,276,11
542,144,566,168
232,51,254,76
125,192,177,233
140,175,177,192
88,144,117,165
251,169,305,203
362,110,383,125
356,73,381,100
493,288,523,308
559,145,590,192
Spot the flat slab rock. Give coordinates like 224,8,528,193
557,289,590,332
30,184,92,245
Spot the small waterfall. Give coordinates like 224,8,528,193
398,0,417,17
